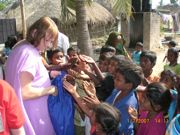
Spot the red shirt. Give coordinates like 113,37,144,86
0,80,24,135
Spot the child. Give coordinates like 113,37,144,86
166,88,180,135
140,50,159,86
98,54,111,73
96,55,126,101
163,40,177,62
47,48,66,65
84,58,144,134
63,79,120,135
67,47,78,59
160,69,178,126
100,46,116,58
129,82,172,135
132,42,143,65
105,59,144,135
164,47,180,75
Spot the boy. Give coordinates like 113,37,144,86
132,42,143,65
140,50,159,86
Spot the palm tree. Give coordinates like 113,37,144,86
61,0,132,56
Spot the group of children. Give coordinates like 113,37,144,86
37,31,180,135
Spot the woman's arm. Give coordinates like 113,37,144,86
20,71,57,100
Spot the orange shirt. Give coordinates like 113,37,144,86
0,80,24,135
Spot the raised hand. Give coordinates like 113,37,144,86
63,78,77,95
128,106,138,121
83,95,100,109
83,81,96,97
79,55,95,64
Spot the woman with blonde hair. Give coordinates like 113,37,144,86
5,16,58,135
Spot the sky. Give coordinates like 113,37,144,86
152,0,171,9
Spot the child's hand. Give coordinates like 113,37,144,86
79,55,95,64
83,95,100,109
83,81,96,97
63,78,77,95
128,106,138,121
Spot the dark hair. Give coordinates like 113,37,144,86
146,82,172,113
100,46,116,55
168,40,177,47
95,103,120,135
47,48,64,61
140,50,157,65
110,55,125,63
168,47,180,58
160,69,177,83
99,54,111,61
67,47,76,55
116,58,144,89
136,42,143,47
5,35,17,49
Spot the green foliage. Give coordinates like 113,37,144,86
0,0,15,11
60,0,92,23
111,0,132,19
0,3,5,10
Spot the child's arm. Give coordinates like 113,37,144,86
63,79,93,117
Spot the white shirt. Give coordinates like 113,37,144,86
58,32,70,55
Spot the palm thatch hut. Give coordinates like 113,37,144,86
0,1,115,41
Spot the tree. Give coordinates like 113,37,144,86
61,0,93,56
60,0,132,56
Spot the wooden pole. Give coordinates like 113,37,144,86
19,0,26,39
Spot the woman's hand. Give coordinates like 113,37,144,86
50,86,58,96
83,81,96,97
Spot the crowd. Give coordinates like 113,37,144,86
0,16,179,135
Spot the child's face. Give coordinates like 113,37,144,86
160,74,174,89
114,72,131,91
68,50,77,59
108,60,118,75
140,57,154,72
135,45,142,51
139,92,153,111
98,59,109,72
167,51,176,63
51,52,65,65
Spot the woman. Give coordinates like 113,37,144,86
5,17,58,135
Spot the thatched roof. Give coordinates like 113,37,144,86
158,3,180,14
61,2,114,26
0,1,114,32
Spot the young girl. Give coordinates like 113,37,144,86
164,47,180,75
129,82,172,135
160,69,178,126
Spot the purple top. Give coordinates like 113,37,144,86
5,40,55,135
136,111,166,135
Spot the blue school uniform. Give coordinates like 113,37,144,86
132,51,142,65
106,89,138,135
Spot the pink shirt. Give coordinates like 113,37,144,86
5,41,55,135
136,111,166,135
